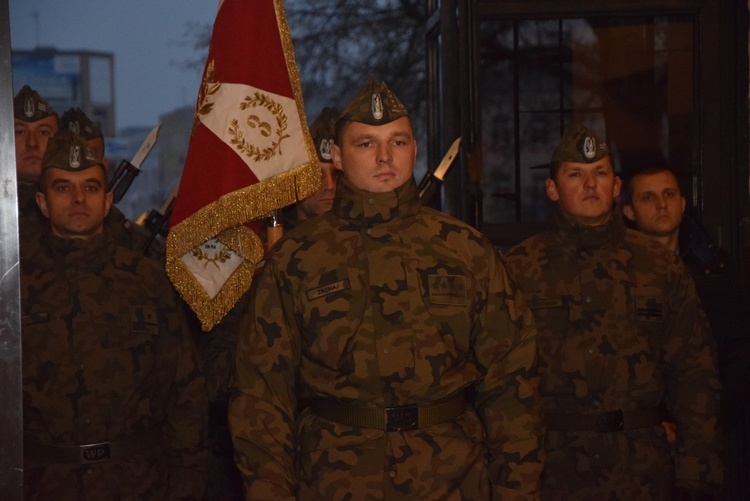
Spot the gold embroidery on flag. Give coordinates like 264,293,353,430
191,245,233,270
193,60,220,136
229,92,290,161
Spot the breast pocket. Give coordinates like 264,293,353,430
527,295,569,359
298,267,363,371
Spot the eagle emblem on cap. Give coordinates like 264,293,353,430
68,121,81,134
583,136,596,159
69,145,82,169
371,92,384,120
23,97,35,118
318,138,333,161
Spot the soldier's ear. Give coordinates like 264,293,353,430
331,144,344,172
36,192,50,219
622,204,636,222
103,190,113,217
545,179,559,201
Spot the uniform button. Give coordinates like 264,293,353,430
389,470,397,478
366,228,373,235
593,454,601,461
585,297,592,303
592,400,600,407
368,198,375,205
383,348,389,354
588,348,595,355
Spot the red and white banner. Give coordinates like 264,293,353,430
166,0,319,330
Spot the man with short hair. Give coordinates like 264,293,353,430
14,85,59,234
229,78,543,500
280,106,340,232
58,106,165,260
623,164,750,500
21,131,207,500
504,124,723,499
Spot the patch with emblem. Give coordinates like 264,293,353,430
428,274,467,306
130,306,159,334
318,138,333,161
69,145,82,169
582,136,596,159
23,97,35,118
371,92,384,120
634,295,664,323
306,279,350,301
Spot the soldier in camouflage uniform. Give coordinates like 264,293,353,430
229,78,544,500
282,106,341,229
622,164,750,500
59,106,166,262
14,85,58,241
200,106,343,501
504,124,723,500
20,132,208,499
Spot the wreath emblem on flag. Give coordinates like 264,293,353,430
229,92,291,162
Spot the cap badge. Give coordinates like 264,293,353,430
318,138,333,161
583,136,596,159
371,92,384,120
23,97,35,118
68,121,80,134
69,145,81,169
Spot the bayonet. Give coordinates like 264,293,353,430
418,136,462,205
108,125,160,203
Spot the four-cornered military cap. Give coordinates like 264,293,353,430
60,107,103,141
551,123,610,164
13,85,57,122
309,107,340,163
41,131,103,172
339,77,408,126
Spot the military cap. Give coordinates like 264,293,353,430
60,107,103,140
339,77,408,126
551,123,610,164
309,107,339,163
41,131,103,172
13,85,57,122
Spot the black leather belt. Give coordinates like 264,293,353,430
310,393,467,432
546,408,663,432
24,427,164,464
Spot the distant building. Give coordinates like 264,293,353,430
12,47,115,136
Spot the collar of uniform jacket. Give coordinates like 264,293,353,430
332,175,421,226
552,205,626,253
44,231,114,275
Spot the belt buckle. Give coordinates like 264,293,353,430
385,405,418,431
596,410,624,432
80,441,111,464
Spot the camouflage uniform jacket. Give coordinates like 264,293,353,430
229,176,543,500
17,182,48,247
504,208,722,499
21,230,208,500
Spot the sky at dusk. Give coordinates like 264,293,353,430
9,0,217,130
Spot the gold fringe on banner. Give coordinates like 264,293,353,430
166,161,320,331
